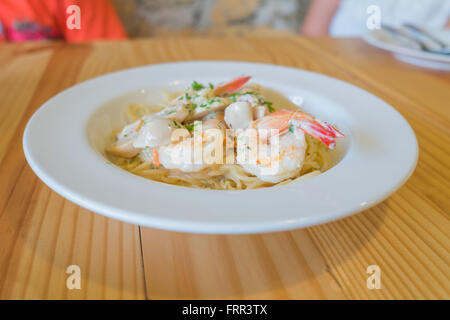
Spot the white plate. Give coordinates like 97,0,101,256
23,61,418,234
364,29,450,70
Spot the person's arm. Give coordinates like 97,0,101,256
445,18,450,28
301,0,341,36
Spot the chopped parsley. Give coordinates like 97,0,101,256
191,81,205,91
185,93,191,100
185,103,197,114
209,82,214,89
185,122,201,132
265,101,274,113
227,91,255,102
289,123,294,133
207,98,221,104
172,120,181,128
227,92,238,100
185,123,195,132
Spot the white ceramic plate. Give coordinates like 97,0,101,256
363,29,450,70
23,61,418,234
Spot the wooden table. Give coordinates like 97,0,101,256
0,37,448,300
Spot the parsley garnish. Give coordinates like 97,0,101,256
227,91,255,102
207,98,220,104
185,103,197,114
266,101,274,113
289,123,294,133
228,92,238,100
185,123,195,132
185,93,191,100
191,81,205,91
209,83,214,89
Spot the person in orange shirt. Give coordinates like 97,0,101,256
0,0,127,42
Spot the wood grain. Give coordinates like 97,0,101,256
0,42,146,300
0,38,448,300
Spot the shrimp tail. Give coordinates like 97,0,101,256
213,76,251,96
291,114,344,149
315,118,345,138
296,121,338,149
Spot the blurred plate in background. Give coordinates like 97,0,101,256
364,29,450,70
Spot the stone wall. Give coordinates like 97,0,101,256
111,0,312,37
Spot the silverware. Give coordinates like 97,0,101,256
381,24,450,55
403,23,450,53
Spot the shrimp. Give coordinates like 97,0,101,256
252,109,344,149
238,109,344,183
237,129,307,183
156,76,251,123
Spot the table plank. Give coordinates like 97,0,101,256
141,229,346,299
0,38,448,300
0,42,146,299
